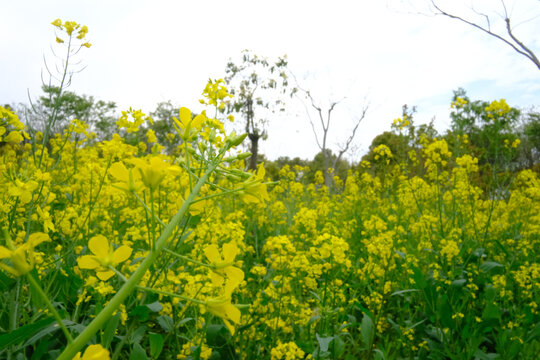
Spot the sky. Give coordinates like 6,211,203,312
2,0,540,162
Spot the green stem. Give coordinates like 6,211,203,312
26,272,73,343
163,248,212,268
57,159,219,360
135,285,205,305
133,192,165,227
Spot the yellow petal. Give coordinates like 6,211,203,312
209,271,225,287
222,318,235,335
112,245,132,265
82,344,110,360
88,235,110,259
225,303,241,324
204,245,221,263
222,242,238,263
109,162,129,182
96,270,115,281
78,255,100,269
28,232,50,247
178,107,191,130
191,114,204,130
224,266,244,285
0,246,11,259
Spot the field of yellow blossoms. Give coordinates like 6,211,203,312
1,19,539,360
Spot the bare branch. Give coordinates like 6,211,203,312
333,104,368,169
430,0,540,70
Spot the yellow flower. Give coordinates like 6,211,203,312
63,21,78,36
77,25,89,39
205,280,242,335
73,344,110,360
0,233,50,277
51,19,62,28
130,157,174,190
172,107,204,141
204,242,244,287
109,162,142,193
239,164,269,204
36,206,55,233
55,36,64,44
9,179,38,205
78,235,132,281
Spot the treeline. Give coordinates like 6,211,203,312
7,85,540,193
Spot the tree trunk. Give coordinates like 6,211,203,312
248,133,260,170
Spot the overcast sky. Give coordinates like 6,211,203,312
2,0,540,161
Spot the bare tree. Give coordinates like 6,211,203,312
429,0,540,70
296,82,368,187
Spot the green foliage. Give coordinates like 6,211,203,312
224,50,292,169
20,85,117,140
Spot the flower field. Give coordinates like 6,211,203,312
1,20,539,360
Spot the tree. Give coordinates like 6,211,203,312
429,0,540,70
150,100,180,154
295,82,368,187
20,85,117,140
224,50,291,170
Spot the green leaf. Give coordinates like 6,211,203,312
130,343,148,360
316,333,333,352
102,313,120,349
23,319,84,346
390,289,420,297
374,348,387,360
451,279,467,287
438,295,454,330
0,317,55,349
482,303,501,321
129,326,147,345
332,336,345,357
149,332,164,359
130,305,150,322
480,261,503,273
30,338,50,360
206,324,229,347
146,301,162,313
412,265,427,289
525,321,540,343
361,313,375,348
474,348,501,359
157,315,173,332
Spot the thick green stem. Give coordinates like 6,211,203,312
57,161,218,360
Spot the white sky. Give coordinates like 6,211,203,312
2,0,540,161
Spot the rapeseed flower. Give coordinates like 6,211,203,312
0,232,50,276
204,242,244,287
77,235,132,281
238,164,269,204
73,344,110,360
205,280,242,335
109,161,142,193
